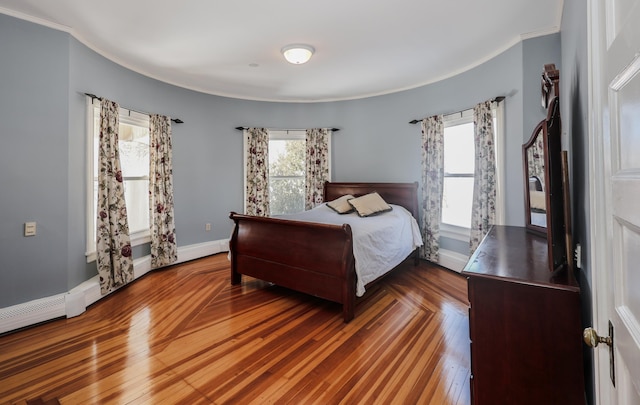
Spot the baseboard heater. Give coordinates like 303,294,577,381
0,239,228,335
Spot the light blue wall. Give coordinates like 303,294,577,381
1,13,560,308
560,0,592,403
330,41,528,230
0,16,70,305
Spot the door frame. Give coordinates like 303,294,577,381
587,0,615,403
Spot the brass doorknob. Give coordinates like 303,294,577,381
584,327,612,348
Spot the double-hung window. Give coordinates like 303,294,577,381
441,104,504,241
441,111,475,233
268,130,306,215
86,98,150,261
243,129,332,216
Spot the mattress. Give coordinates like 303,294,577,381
278,204,423,296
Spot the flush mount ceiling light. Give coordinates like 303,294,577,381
281,44,315,64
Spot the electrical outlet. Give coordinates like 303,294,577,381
205,223,211,231
574,243,582,269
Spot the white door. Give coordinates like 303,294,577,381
590,0,640,403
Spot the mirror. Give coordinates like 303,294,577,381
523,121,547,233
523,64,568,272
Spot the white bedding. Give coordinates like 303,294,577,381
277,204,423,297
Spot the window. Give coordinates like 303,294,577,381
243,129,332,216
442,113,475,231
441,105,503,240
268,130,306,215
86,98,150,261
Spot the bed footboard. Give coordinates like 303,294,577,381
229,212,357,322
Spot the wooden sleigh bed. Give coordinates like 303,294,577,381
228,181,421,322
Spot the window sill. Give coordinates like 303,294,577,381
440,223,470,242
86,230,151,263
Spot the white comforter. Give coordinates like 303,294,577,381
277,204,423,297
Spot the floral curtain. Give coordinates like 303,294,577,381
245,128,270,216
149,114,178,269
305,128,330,210
420,115,444,262
470,100,497,253
96,98,134,295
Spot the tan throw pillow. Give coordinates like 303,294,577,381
348,192,392,217
326,194,356,214
529,190,547,211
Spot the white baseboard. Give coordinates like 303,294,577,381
175,239,229,264
437,249,470,273
0,239,229,335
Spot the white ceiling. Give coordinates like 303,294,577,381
0,0,563,102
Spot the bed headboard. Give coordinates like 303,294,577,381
323,181,419,220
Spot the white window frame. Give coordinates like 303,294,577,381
269,130,306,203
441,109,474,241
85,97,151,262
493,101,506,226
440,101,505,242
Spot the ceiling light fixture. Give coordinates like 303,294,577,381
281,44,315,64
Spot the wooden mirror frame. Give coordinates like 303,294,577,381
523,120,547,236
523,64,567,271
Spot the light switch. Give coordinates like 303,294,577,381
24,222,36,236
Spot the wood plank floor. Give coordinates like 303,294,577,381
0,254,470,405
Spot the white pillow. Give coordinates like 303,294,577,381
326,194,355,214
348,192,392,217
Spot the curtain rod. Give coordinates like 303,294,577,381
84,93,184,124
235,126,340,132
408,96,505,125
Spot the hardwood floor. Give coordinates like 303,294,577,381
0,254,470,405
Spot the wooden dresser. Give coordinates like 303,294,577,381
462,225,585,405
